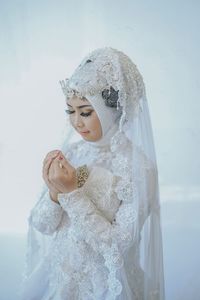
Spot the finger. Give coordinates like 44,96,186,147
50,157,68,175
51,158,76,193
42,152,64,193
54,155,73,172
43,150,65,174
42,158,54,185
47,149,61,157
45,160,63,192
43,157,57,183
43,151,61,166
43,156,55,176
48,161,66,191
44,150,60,160
43,149,63,164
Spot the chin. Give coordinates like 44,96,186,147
82,135,100,142
82,136,94,142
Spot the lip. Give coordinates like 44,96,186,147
79,131,90,135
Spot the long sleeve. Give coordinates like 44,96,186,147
57,164,155,298
57,160,156,251
57,166,136,255
30,187,64,235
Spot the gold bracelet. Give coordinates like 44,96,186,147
76,164,89,188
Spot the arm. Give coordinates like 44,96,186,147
57,166,137,255
29,145,76,236
29,186,64,235
57,163,155,298
57,162,155,252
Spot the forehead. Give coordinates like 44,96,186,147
66,95,92,107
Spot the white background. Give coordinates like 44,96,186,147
0,0,199,299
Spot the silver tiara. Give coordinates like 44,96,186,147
59,78,86,99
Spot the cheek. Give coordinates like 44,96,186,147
69,116,74,126
89,116,102,137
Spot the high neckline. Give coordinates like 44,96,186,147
85,122,119,148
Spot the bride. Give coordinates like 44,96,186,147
20,47,165,300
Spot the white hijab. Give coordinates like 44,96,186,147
20,47,165,300
85,92,122,146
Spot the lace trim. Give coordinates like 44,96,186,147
57,158,137,298
22,134,154,299
30,190,63,235
58,134,151,298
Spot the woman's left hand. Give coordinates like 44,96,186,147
48,153,77,193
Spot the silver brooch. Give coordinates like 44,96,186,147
102,86,119,108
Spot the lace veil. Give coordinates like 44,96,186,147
20,47,165,300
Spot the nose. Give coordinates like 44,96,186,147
74,113,84,128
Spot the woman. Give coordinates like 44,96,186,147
20,47,165,299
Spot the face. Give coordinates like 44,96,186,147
65,96,102,142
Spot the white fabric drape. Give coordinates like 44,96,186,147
19,47,165,300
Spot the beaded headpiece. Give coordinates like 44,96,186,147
59,47,146,129
60,78,120,109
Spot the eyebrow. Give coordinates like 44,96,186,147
67,104,92,108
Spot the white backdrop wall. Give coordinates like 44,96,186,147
0,1,199,299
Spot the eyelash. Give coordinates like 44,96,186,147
65,110,93,117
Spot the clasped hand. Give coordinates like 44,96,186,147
42,150,77,201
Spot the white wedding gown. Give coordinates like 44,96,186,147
21,137,154,300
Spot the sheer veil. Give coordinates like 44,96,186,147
20,47,165,300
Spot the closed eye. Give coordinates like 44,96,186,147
65,109,74,114
80,111,93,117
65,110,93,117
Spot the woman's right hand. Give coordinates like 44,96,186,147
42,150,62,202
